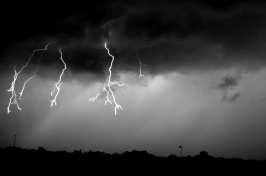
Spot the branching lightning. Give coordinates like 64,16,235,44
89,77,109,102
7,68,21,114
19,43,51,99
88,48,111,104
7,43,51,114
7,40,143,115
105,42,123,115
89,42,123,115
50,47,67,107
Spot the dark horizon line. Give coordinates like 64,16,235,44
1,145,265,162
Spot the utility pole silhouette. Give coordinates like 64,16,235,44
179,146,182,157
14,135,16,148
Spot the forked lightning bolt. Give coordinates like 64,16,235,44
89,49,110,103
7,43,51,114
131,49,145,78
89,77,109,102
19,43,52,99
50,47,67,107
7,68,21,114
105,42,124,115
89,42,123,115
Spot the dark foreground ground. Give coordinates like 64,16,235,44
1,147,265,174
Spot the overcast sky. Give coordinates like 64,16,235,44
1,0,266,160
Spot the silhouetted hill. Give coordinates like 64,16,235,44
0,147,265,174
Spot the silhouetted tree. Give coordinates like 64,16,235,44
38,146,47,152
199,151,209,157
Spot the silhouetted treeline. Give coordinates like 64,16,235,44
0,147,265,174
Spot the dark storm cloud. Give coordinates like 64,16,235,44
216,72,241,102
104,1,266,74
216,75,240,90
2,0,266,76
108,1,266,45
68,0,266,75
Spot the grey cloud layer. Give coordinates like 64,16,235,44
2,1,266,77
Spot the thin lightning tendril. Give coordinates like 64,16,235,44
89,77,109,103
50,47,67,107
130,49,145,78
99,48,106,74
88,47,112,103
7,43,51,114
19,43,52,99
89,42,123,115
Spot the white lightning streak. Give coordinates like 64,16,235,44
131,49,144,78
7,43,51,114
50,47,66,107
7,68,21,114
105,42,122,115
89,78,109,103
19,43,51,98
88,48,111,103
89,42,123,115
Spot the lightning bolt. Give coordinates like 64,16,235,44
89,77,109,102
7,43,52,114
7,68,21,114
130,49,145,78
104,42,123,115
19,42,52,99
50,47,67,107
89,42,123,115
89,49,110,103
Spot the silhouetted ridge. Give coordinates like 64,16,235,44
0,146,265,174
